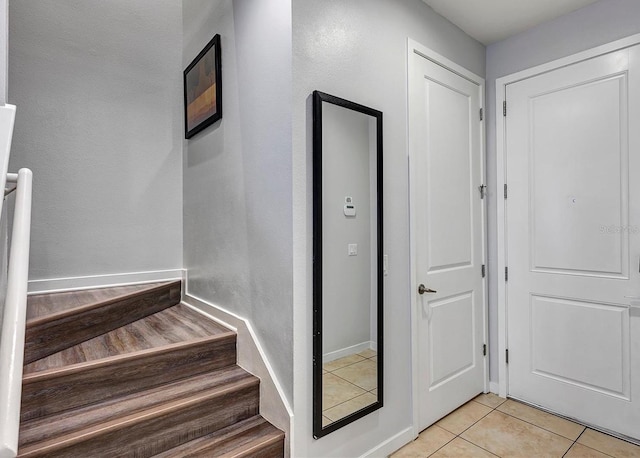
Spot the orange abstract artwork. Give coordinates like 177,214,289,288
184,35,221,138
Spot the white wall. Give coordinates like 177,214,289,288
485,0,640,382
8,0,183,281
0,0,6,105
182,0,294,402
322,103,373,356
292,1,485,455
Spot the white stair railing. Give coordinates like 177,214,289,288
0,104,33,458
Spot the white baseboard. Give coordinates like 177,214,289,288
183,293,293,458
489,381,500,395
323,341,375,363
27,269,184,294
361,426,414,458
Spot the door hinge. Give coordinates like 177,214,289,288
483,344,487,356
505,266,509,281
479,184,486,199
503,100,507,117
506,349,509,364
480,108,484,121
504,184,508,199
481,264,486,278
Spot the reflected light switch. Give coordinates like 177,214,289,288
348,244,358,256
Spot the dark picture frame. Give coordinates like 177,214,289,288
184,34,222,139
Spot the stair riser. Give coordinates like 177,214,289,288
18,382,260,458
25,282,181,364
21,334,236,421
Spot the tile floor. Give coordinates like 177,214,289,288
391,394,640,457
322,349,378,426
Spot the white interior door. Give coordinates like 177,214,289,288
506,45,640,440
409,47,487,431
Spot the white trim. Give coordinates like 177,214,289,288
489,381,500,395
183,293,293,458
359,426,414,458
0,169,32,458
407,38,488,437
495,32,640,399
27,269,184,294
0,105,16,220
323,341,375,363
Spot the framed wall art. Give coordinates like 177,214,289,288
184,34,222,139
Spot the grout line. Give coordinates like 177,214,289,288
457,437,500,457
325,370,372,392
495,407,584,443
454,401,495,437
567,429,616,458
424,427,457,457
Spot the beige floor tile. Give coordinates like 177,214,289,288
370,388,378,396
370,355,378,362
577,429,640,457
322,373,366,410
497,400,585,440
436,401,492,435
431,437,498,457
323,354,365,372
324,392,377,421
332,359,378,391
357,348,377,358
564,443,611,458
473,392,506,409
390,440,433,458
322,415,332,427
391,425,454,457
461,410,573,457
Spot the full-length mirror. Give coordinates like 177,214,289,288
313,91,383,438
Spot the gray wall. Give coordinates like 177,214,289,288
0,0,6,105
182,0,294,402
485,0,640,382
321,103,373,356
8,0,183,280
292,1,484,455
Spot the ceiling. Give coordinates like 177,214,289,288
422,0,600,45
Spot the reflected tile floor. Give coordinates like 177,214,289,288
322,350,377,426
391,394,640,457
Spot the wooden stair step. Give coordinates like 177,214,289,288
25,280,182,364
19,365,253,447
152,415,285,458
18,371,260,457
24,303,230,374
21,306,236,421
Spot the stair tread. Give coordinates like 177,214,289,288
24,303,231,374
152,415,284,458
27,281,178,322
19,365,257,449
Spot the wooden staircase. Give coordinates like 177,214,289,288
17,281,285,457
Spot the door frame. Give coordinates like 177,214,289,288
407,38,488,438
495,32,640,399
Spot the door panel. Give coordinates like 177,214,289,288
530,295,629,398
410,50,486,431
506,46,640,440
426,80,473,271
529,73,628,276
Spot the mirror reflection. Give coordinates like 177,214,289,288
313,91,383,438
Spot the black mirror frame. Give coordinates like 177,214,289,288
312,90,384,439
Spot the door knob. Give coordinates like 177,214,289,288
418,284,437,294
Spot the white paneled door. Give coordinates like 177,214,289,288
409,46,487,432
506,45,640,440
